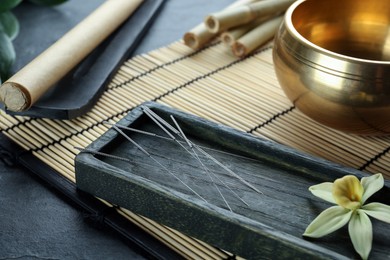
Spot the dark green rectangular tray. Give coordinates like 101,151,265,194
75,102,390,259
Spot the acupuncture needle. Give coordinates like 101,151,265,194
170,115,233,212
170,115,250,207
104,121,249,209
104,112,259,202
104,120,204,172
75,147,134,163
75,146,208,197
142,106,180,134
74,147,209,203
111,124,208,204
142,109,200,160
141,108,263,195
141,110,252,207
143,108,234,209
195,145,262,194
103,121,172,141
103,121,261,163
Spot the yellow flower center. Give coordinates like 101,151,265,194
332,175,363,210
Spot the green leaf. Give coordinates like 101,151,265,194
27,0,68,6
0,0,23,12
349,210,372,260
0,31,15,80
303,206,352,238
0,11,19,40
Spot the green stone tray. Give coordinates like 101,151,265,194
75,102,390,259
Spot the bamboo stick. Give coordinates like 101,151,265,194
204,0,293,34
221,16,271,46
183,0,260,49
2,131,30,150
231,15,283,57
183,24,215,50
33,151,75,181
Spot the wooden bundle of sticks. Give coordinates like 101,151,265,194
183,0,295,57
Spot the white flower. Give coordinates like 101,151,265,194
303,173,390,259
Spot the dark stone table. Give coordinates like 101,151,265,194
0,0,231,258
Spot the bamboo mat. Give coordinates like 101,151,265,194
1,40,390,258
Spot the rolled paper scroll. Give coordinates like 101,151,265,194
232,15,283,58
0,0,144,112
205,0,294,34
183,0,260,50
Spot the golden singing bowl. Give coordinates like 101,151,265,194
273,0,390,135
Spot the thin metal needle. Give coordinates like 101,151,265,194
144,110,234,209
171,115,233,212
103,121,172,141
75,147,134,163
103,111,258,207
105,122,260,163
140,107,263,197
111,125,208,204
142,110,262,195
143,109,177,140
194,145,263,194
170,115,192,148
103,121,253,207
142,106,180,134
143,109,231,208
142,110,195,158
171,115,250,207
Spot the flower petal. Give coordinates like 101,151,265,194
361,173,384,204
349,210,372,260
303,206,352,238
309,182,335,204
362,202,390,224
333,175,363,210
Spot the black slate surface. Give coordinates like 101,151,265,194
75,102,390,260
0,157,146,259
2,0,163,119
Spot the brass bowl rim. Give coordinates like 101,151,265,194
285,0,390,65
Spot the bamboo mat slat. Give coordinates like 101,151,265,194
1,39,390,259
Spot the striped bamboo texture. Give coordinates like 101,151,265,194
1,40,390,258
